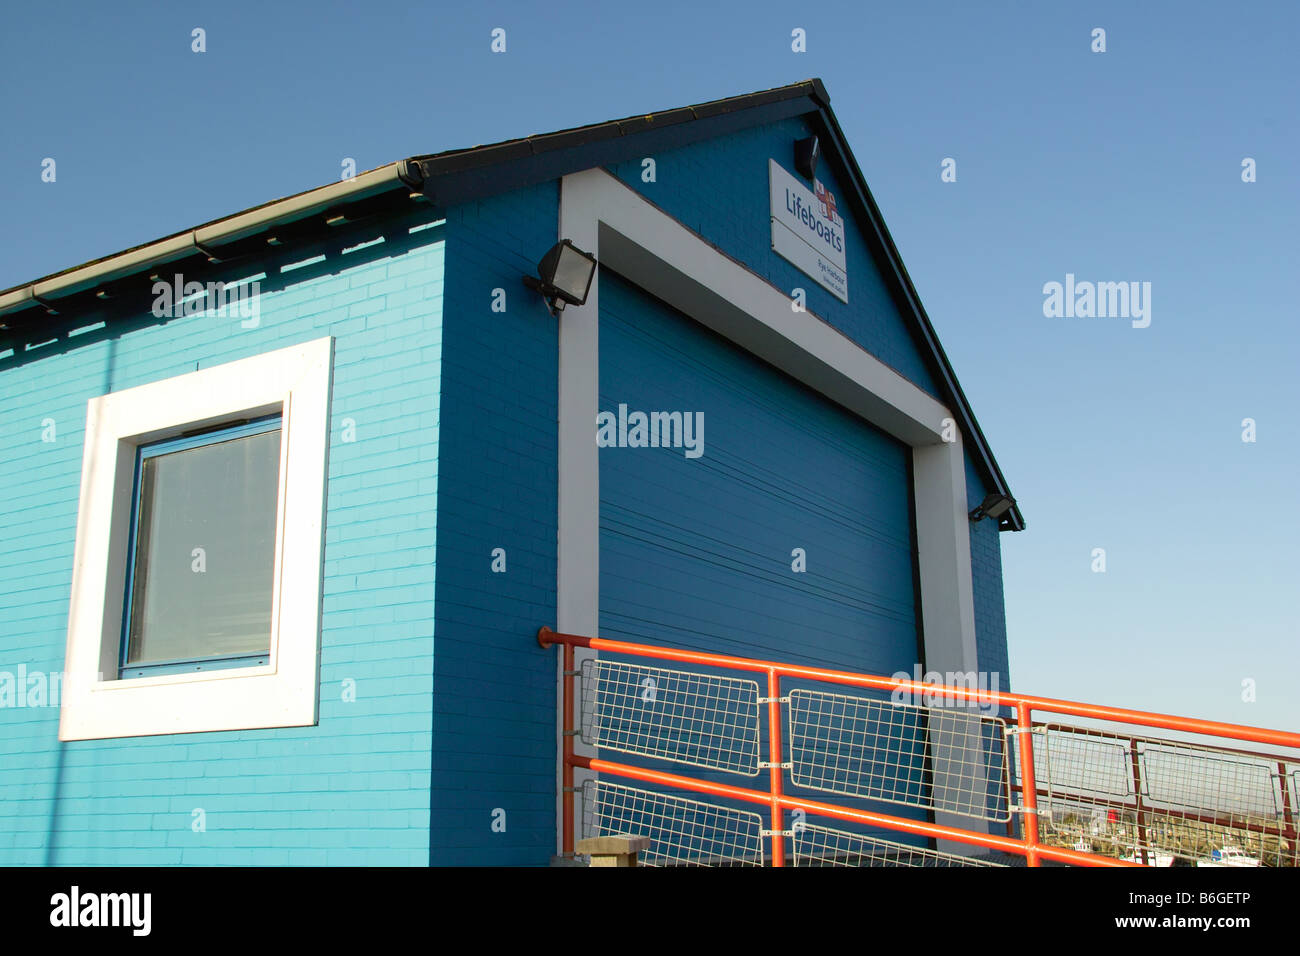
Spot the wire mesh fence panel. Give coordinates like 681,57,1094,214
1138,741,1277,819
580,658,762,776
791,821,1006,867
1137,741,1291,867
1015,725,1299,867
1017,727,1137,860
785,687,1010,822
581,779,766,867
1036,728,1133,801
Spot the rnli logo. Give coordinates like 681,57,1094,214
814,180,839,225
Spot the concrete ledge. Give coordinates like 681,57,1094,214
576,834,651,867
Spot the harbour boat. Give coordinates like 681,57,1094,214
1120,850,1175,867
1196,846,1261,867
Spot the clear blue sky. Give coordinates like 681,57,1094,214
2,1,1296,733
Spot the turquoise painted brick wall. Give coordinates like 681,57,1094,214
0,220,445,865
429,184,560,865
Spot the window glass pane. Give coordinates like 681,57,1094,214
125,426,281,667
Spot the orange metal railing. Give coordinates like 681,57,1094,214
1014,723,1298,867
539,626,1300,867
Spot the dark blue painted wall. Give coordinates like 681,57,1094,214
430,184,561,864
598,271,917,674
597,270,931,848
966,457,1011,692
605,114,1010,688
607,115,943,401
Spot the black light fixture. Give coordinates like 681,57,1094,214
523,239,597,317
968,492,1016,524
794,135,820,180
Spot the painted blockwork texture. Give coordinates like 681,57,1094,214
0,222,444,865
607,114,943,401
429,184,561,865
598,270,917,671
607,113,1011,688
597,269,931,847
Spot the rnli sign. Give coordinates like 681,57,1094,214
769,159,848,303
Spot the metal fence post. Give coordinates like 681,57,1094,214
767,668,786,867
1016,702,1041,867
1129,738,1149,866
563,640,576,856
1279,762,1295,867
538,626,578,859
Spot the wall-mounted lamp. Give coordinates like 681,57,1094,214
794,135,820,180
968,492,1016,524
523,239,597,317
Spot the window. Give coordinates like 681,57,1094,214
120,416,283,679
60,337,332,740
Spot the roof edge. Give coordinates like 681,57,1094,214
0,163,415,319
808,96,1025,531
0,78,1022,530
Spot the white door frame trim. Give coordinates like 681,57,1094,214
554,167,983,853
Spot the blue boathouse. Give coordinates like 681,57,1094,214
0,79,1021,865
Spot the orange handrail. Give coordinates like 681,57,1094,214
539,626,1300,867
539,627,1300,750
571,754,1132,867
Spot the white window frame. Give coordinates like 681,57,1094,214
59,337,333,740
